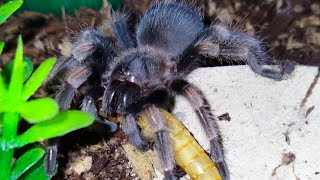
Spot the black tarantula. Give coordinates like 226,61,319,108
47,1,292,179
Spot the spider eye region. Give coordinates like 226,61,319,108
111,52,165,88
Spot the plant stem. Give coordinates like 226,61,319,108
0,112,19,179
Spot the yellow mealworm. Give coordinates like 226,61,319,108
138,110,222,180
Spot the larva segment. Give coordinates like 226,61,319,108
138,110,222,180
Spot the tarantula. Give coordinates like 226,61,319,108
47,1,292,179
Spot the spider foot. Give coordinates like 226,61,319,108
260,59,296,81
164,170,178,180
95,116,118,133
280,59,296,75
210,139,230,180
123,114,149,151
260,69,284,81
45,144,58,178
132,138,149,151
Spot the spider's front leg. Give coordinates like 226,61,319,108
179,24,294,80
111,13,136,50
122,114,149,150
170,80,229,180
55,65,92,110
45,28,118,176
143,105,177,180
44,64,93,176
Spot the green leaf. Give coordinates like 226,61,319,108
19,98,58,123
0,75,6,99
22,57,34,81
0,113,3,126
14,111,94,148
1,63,13,84
10,148,45,180
22,57,56,100
2,57,34,84
19,156,50,180
0,0,23,25
8,35,24,97
0,42,4,55
0,113,3,135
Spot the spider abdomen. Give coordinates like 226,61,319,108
136,2,204,57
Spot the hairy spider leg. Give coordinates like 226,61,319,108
45,29,117,176
143,105,177,180
44,140,58,177
178,24,290,80
55,65,92,110
111,13,136,50
123,114,149,150
170,80,230,180
45,64,92,176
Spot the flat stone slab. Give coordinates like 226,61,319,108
172,65,319,180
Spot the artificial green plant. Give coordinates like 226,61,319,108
0,36,94,180
0,1,95,179
0,36,95,179
0,0,23,24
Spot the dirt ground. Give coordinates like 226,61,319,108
0,0,319,179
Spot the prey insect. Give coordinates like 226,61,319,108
46,0,293,179
138,109,222,180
